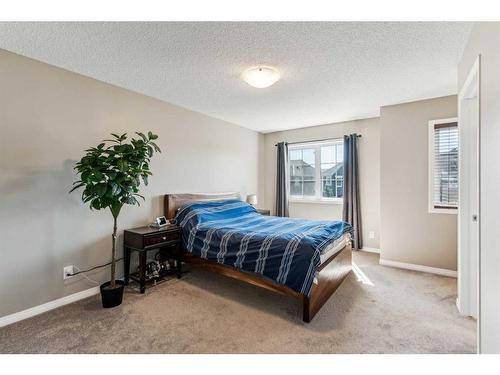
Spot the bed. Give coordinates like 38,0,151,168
164,192,352,322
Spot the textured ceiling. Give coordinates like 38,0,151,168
0,22,472,133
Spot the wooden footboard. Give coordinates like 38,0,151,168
302,241,352,322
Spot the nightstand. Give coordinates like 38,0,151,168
124,224,182,293
256,209,271,216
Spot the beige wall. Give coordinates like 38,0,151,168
264,95,459,269
379,96,458,270
458,22,500,353
0,49,264,318
263,118,381,249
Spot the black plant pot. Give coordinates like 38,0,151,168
100,280,125,308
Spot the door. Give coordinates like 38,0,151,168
457,56,480,320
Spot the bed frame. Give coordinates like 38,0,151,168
164,192,352,322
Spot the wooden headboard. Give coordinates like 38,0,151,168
163,192,241,219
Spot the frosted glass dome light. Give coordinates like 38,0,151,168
241,66,280,88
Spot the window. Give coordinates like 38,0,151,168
428,118,459,213
289,140,344,202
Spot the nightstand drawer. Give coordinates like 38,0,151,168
144,231,180,247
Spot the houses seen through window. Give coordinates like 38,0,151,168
289,140,344,201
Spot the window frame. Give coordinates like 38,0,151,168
428,117,459,215
288,139,344,205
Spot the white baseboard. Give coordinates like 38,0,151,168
379,258,457,278
0,286,100,328
360,247,380,254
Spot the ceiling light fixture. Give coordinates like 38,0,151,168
241,66,280,88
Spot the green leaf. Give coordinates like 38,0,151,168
117,159,129,172
81,170,91,183
141,175,148,186
69,182,85,193
135,132,148,142
123,144,134,153
125,195,139,206
149,142,161,153
133,175,141,186
147,131,158,140
94,183,107,197
110,182,121,196
91,198,101,210
91,171,104,181
113,144,124,153
80,156,92,164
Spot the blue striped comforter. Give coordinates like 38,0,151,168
174,200,351,296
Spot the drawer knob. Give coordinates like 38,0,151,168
162,236,166,240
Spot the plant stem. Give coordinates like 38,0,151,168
111,215,117,288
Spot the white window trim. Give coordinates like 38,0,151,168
428,117,458,215
288,139,344,203
289,197,344,205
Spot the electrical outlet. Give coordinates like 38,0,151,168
369,231,375,239
63,265,74,280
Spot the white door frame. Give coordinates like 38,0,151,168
457,55,480,348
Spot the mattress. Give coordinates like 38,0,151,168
320,233,350,264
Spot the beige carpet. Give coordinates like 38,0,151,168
0,252,475,353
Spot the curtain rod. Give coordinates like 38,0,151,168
274,134,361,147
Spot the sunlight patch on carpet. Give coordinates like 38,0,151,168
352,262,374,286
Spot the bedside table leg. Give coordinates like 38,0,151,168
124,246,131,286
175,244,182,279
139,251,147,294
176,259,182,279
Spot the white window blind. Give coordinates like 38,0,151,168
431,121,458,210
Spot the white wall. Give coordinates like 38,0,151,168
0,49,264,318
263,118,381,249
458,22,500,354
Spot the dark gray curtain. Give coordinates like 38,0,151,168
275,142,289,217
343,134,362,250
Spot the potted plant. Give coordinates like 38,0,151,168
70,132,161,308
